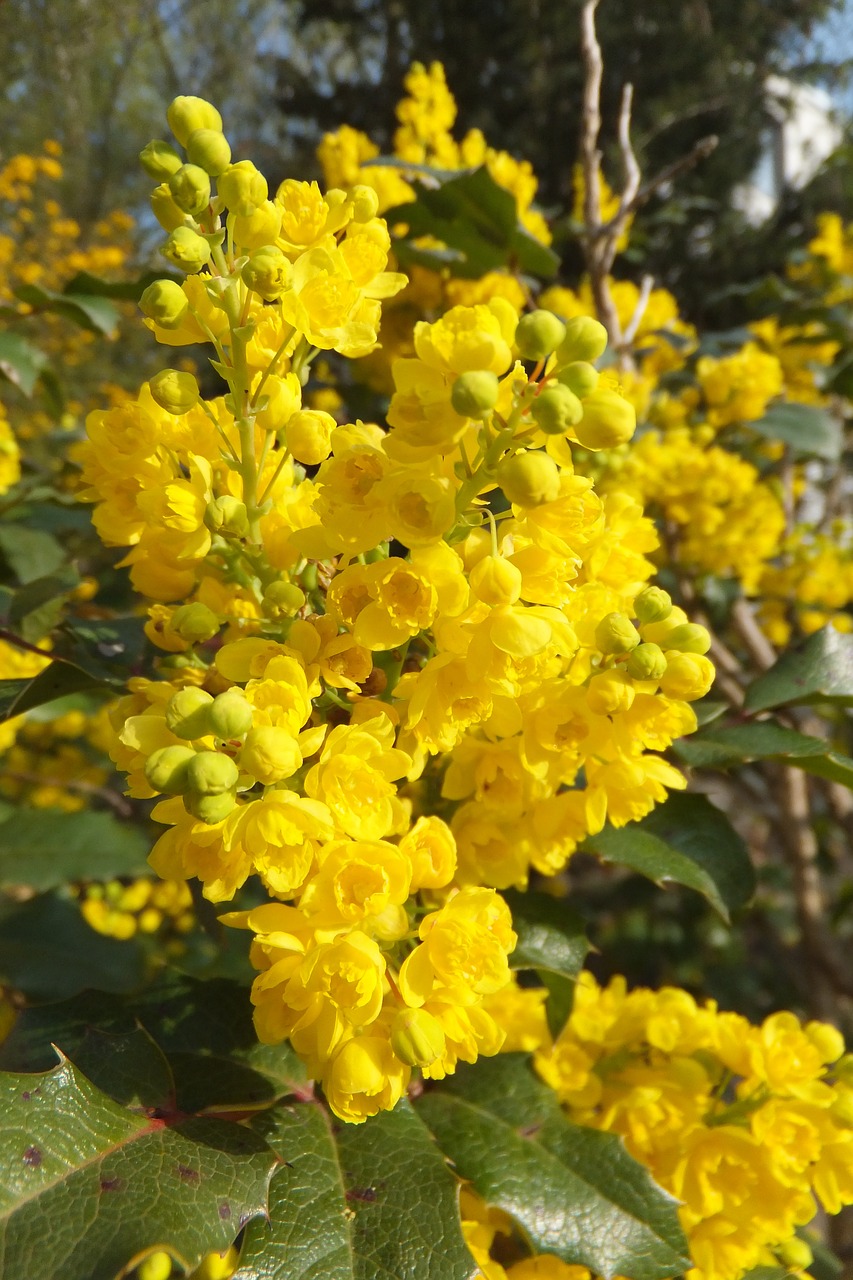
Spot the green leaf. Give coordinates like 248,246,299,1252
0,1056,276,1280
749,401,842,461
63,1027,175,1111
0,660,114,723
504,889,590,1035
0,809,148,892
0,331,48,396
0,524,65,583
418,1055,689,1280
584,793,754,922
8,567,80,642
14,283,119,336
63,269,180,302
236,1099,477,1280
744,626,853,712
674,722,853,788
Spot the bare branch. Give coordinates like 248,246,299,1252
615,82,641,219
621,272,654,347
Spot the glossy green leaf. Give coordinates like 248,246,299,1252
504,889,590,1035
0,331,48,396
0,661,114,723
674,722,853,788
14,283,119,336
63,269,179,302
0,525,65,584
750,401,842,461
418,1055,689,1280
744,626,853,712
64,1027,175,1111
8,568,80,642
0,808,148,892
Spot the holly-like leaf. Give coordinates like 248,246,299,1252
14,283,119,336
0,1056,276,1280
64,1027,175,1111
0,660,114,722
750,401,842,461
583,793,754,922
0,809,148,893
504,889,590,1035
8,568,80,643
674,722,853,788
0,525,65,584
418,1055,689,1280
0,331,48,396
744,626,853,712
236,1099,477,1280
62,269,180,302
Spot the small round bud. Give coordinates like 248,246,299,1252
168,163,211,216
186,750,240,796
165,687,214,739
574,390,636,451
162,226,212,274
184,790,237,824
634,586,672,625
218,160,268,216
208,691,254,739
497,451,561,507
139,280,189,330
595,612,640,655
662,623,711,655
170,602,220,644
185,127,232,177
557,361,600,398
263,581,306,616
658,653,715,701
468,554,523,605
626,642,668,681
230,200,282,251
515,310,567,361
241,245,292,301
391,1008,446,1068
138,1251,174,1280
149,369,200,416
776,1239,813,1271
150,182,186,232
350,184,380,222
531,383,584,435
166,95,223,148
144,745,196,795
556,315,608,364
139,140,182,180
285,410,335,465
451,370,500,419
204,495,249,538
240,727,301,785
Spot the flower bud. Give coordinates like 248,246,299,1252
241,245,292,301
350,184,379,222
595,612,640,655
626,642,668,681
170,602,220,644
776,1239,812,1272
587,668,635,715
263,581,306,616
240,727,301,785
497,451,561,507
150,182,186,232
634,586,672,625
205,495,249,538
556,315,608,364
531,383,583,435
139,280,189,330
218,161,268,216
662,622,711,655
391,1008,446,1068
574,390,636,451
149,369,200,416
468,554,522,605
285,410,335,465
186,128,232,177
186,750,240,796
515,310,567,361
208,691,254,739
168,164,211,216
230,200,282,251
184,790,237,824
557,361,600,398
451,370,500,419
139,140,183,180
165,687,214,739
138,1252,174,1280
162,226,212,274
658,653,715,700
167,95,223,148
144,745,196,795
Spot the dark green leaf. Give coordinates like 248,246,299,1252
744,626,853,711
674,722,853,788
749,402,842,461
0,660,114,722
0,1057,276,1280
0,332,48,396
504,889,590,1035
418,1055,689,1280
0,808,148,892
14,284,119,336
8,568,80,642
63,1027,175,1111
0,524,65,583
63,270,179,302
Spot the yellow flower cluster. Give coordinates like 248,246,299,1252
533,972,853,1280
0,638,51,754
0,400,21,494
0,704,112,812
136,1245,238,1280
75,876,194,943
78,95,711,1122
757,527,853,647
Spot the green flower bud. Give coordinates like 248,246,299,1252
204,495,249,538
144,745,196,795
555,315,608,364
166,95,223,148
165,687,214,739
497,451,561,507
185,127,232,177
556,361,600,398
574,389,636,451
626,642,668,681
241,245,292,301
139,280,189,330
391,1008,446,1068
208,691,254,740
451,370,500,419
634,586,673,625
186,750,240,796
515,309,567,361
170,602,220,644
149,369,200,416
139,139,182,180
662,622,711,655
184,789,237,824
263,580,306,617
531,383,584,435
595,611,640,655
218,161,268,216
150,182,186,232
168,163,211,216
162,226,212,274
350,184,379,222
